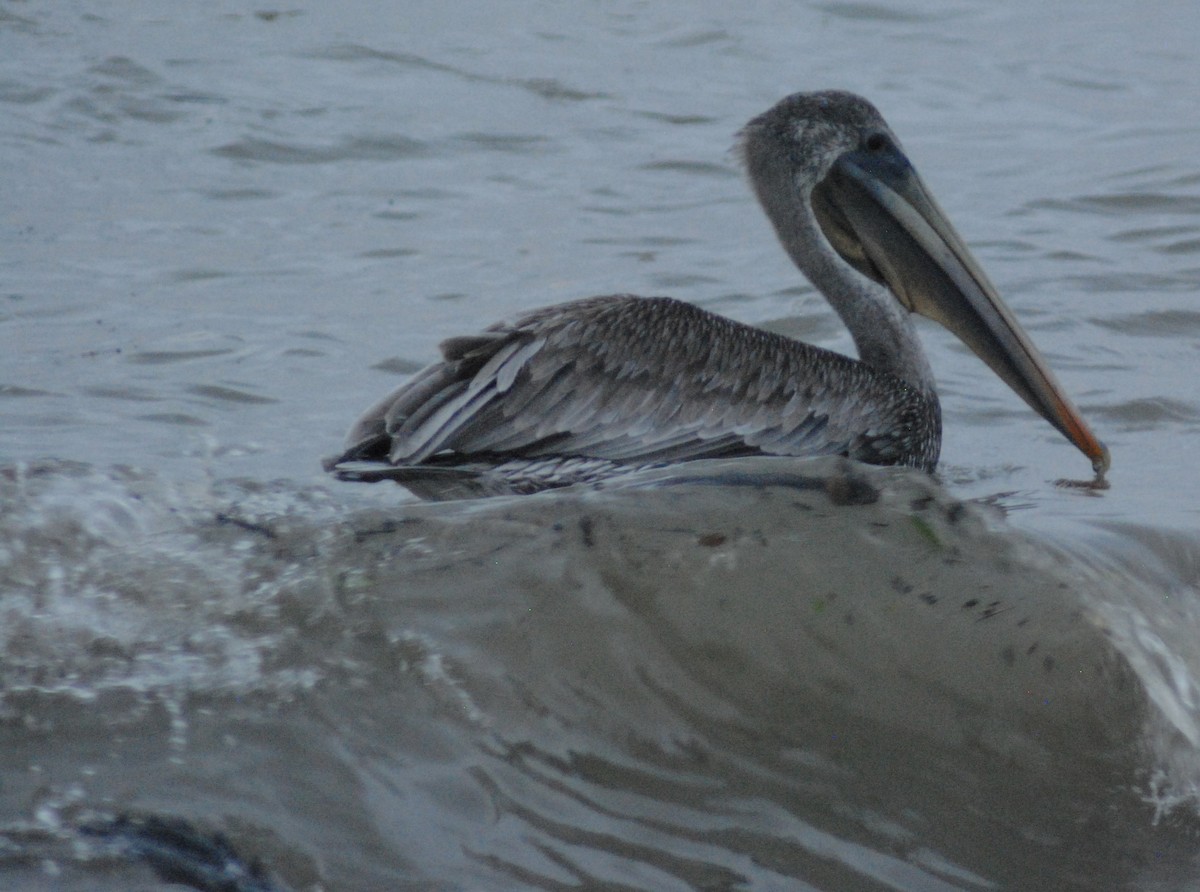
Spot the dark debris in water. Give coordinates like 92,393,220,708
79,813,290,892
214,512,278,539
579,515,595,547
823,467,880,506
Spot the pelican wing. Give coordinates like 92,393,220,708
334,295,937,471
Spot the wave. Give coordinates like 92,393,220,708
1,458,1198,889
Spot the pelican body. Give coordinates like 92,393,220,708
326,91,1108,495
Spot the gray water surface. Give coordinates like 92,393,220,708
3,2,1200,890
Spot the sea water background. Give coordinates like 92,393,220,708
3,1,1200,889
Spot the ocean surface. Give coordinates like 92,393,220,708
3,1,1200,889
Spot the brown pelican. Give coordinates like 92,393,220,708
325,90,1108,495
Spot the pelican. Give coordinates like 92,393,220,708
325,90,1108,496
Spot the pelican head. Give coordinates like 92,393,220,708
740,91,1109,475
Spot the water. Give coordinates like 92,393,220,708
3,1,1200,889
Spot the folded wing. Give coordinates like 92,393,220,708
331,295,939,473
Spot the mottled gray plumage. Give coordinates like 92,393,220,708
333,294,939,478
327,90,1107,496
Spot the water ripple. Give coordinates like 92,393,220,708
814,2,940,22
126,349,235,365
211,134,429,164
306,44,608,103
1030,194,1200,216
187,384,278,405
1100,397,1200,428
1094,309,1200,338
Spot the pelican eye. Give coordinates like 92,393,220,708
864,132,889,153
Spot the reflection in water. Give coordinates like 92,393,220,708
1,460,1198,889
